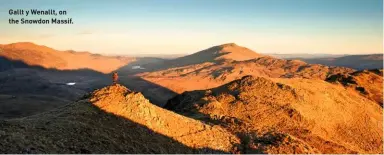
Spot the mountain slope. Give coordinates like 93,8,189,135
90,84,239,152
175,43,262,63
326,69,383,106
0,42,134,73
0,42,131,118
135,54,354,106
166,76,383,153
138,43,262,72
0,84,239,153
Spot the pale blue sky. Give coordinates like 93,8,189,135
0,0,382,55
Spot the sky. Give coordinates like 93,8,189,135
0,0,382,55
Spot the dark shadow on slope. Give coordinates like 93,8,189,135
0,56,104,75
118,75,178,107
0,55,183,119
0,55,236,153
0,101,229,154
0,56,111,119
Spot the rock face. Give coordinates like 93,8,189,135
166,76,383,154
0,84,239,153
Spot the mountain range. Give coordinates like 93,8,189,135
295,54,383,70
0,42,382,153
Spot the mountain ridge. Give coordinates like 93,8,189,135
0,84,240,153
296,54,383,70
0,42,134,73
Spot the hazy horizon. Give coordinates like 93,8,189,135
0,0,382,55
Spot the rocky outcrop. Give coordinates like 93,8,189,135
326,69,383,106
166,76,383,154
0,84,240,153
90,84,239,152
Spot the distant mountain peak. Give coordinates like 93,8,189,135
210,43,261,61
147,43,263,70
8,42,36,46
218,43,238,48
